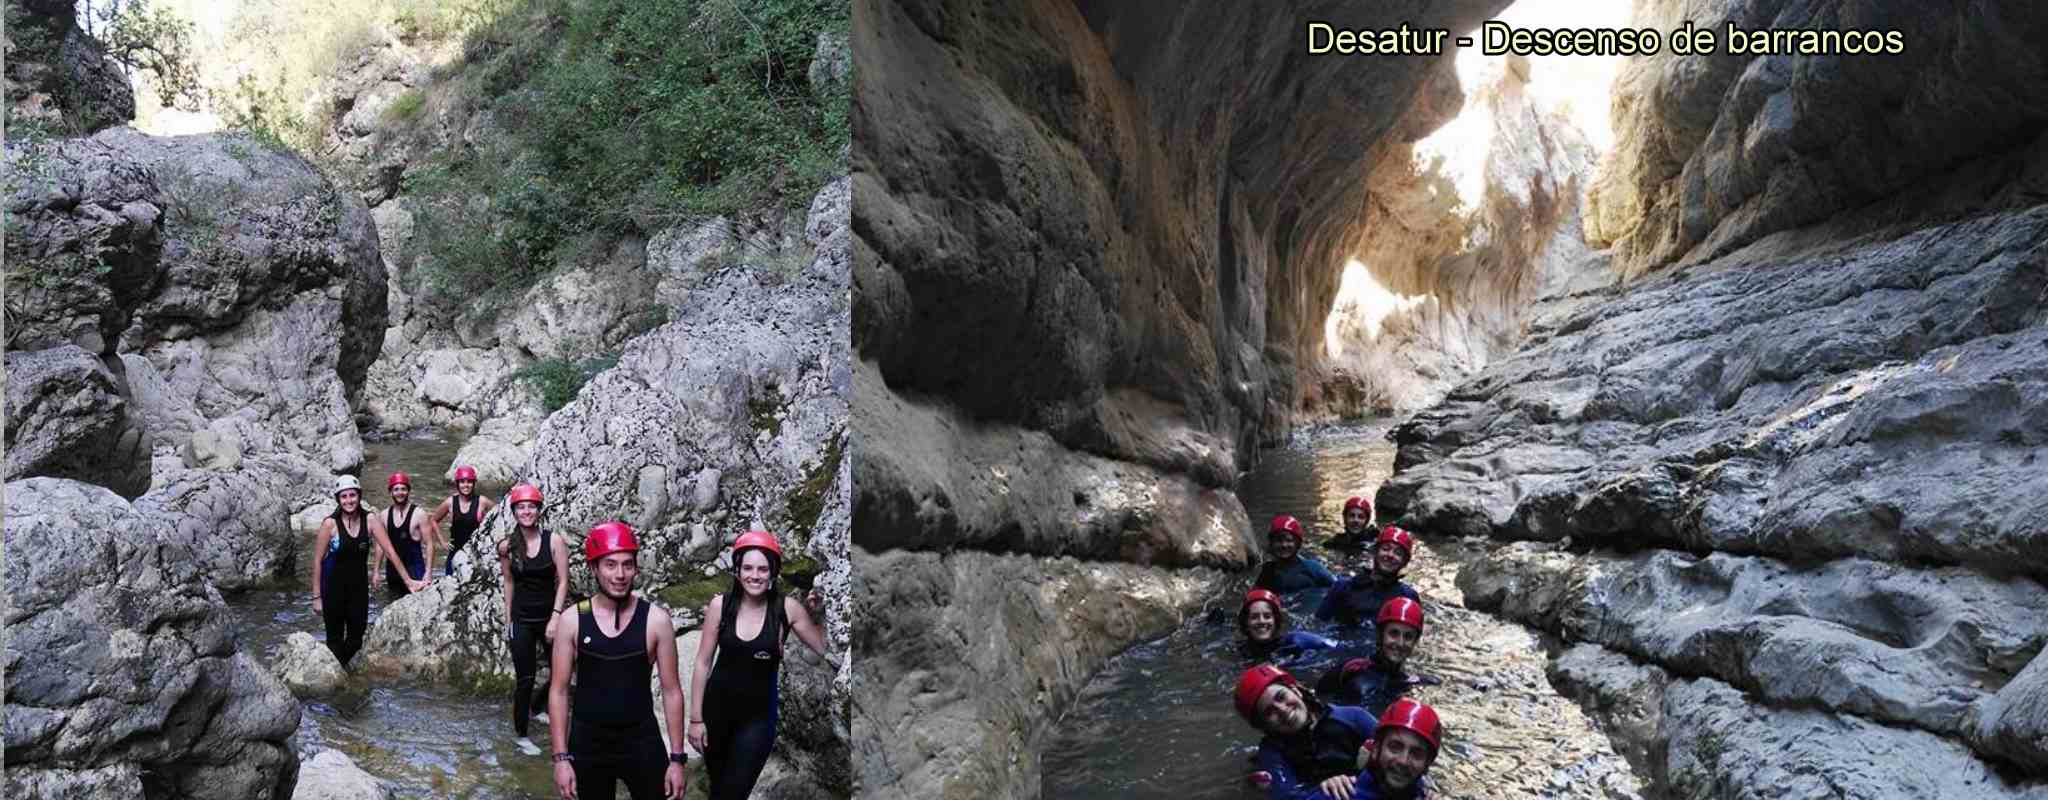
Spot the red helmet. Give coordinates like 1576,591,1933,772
1376,525,1415,558
1377,597,1424,633
1239,588,1288,637
508,484,544,507
1268,515,1304,543
453,465,478,482
387,472,411,490
734,530,783,560
585,521,639,561
1234,664,1299,723
1374,698,1442,758
1344,496,1372,516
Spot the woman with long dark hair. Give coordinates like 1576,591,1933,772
686,531,827,799
497,482,570,756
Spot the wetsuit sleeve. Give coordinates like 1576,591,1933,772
1285,631,1336,652
1314,579,1346,621
1306,558,1336,587
1255,740,1324,800
1400,584,1420,602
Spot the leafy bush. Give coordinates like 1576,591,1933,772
383,89,426,124
515,353,620,413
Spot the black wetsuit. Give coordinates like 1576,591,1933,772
383,504,426,600
1315,656,1413,717
570,597,668,800
703,589,788,800
506,528,556,737
446,494,483,574
319,508,372,668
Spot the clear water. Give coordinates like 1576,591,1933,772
1042,421,1643,799
224,434,561,799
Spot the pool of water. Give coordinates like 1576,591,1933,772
1041,421,1643,799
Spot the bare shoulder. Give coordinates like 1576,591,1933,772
647,600,675,631
705,592,725,617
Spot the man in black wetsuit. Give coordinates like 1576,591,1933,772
1315,597,1438,715
548,521,688,800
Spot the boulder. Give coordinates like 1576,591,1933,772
2,344,148,496
273,632,348,699
289,750,393,800
3,478,300,800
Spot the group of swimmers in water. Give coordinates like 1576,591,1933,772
1232,495,1444,800
308,468,827,799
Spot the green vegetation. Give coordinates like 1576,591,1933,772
407,0,849,303
783,434,843,540
514,353,620,413
383,89,426,124
748,388,784,437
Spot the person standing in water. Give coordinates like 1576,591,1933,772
1328,496,1376,555
1316,526,1421,631
1240,588,1338,665
548,521,689,800
432,465,495,575
500,483,571,756
688,531,829,800
1254,515,1337,593
310,475,424,669
372,472,435,601
1315,598,1437,716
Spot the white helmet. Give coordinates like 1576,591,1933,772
334,474,363,497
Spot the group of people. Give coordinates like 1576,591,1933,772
1230,495,1446,799
308,468,830,799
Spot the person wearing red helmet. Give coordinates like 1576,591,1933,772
498,483,570,756
370,472,435,601
547,521,689,800
1329,496,1377,555
1254,514,1337,593
1314,598,1438,717
432,464,495,576
310,475,422,669
1239,588,1337,664
1316,526,1420,630
1234,663,1379,800
1336,698,1443,799
687,530,828,799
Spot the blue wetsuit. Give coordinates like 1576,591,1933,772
1315,575,1419,630
1253,704,1377,800
1244,631,1340,666
1255,556,1337,593
1314,657,1416,717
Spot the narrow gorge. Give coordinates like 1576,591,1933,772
851,0,2048,798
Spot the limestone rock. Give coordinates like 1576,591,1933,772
808,31,849,96
274,632,347,699
2,344,148,496
290,750,393,800
3,478,300,800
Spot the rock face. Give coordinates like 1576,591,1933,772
359,177,854,796
1584,0,2048,278
3,478,301,800
2,1,135,134
1381,2,2048,790
5,124,387,589
2,344,149,496
852,0,1504,795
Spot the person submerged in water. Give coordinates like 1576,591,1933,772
432,465,495,576
371,472,435,601
1314,598,1438,716
1324,698,1444,800
1328,496,1376,555
1316,526,1420,632
1254,515,1336,593
1240,588,1337,664
1235,663,1378,800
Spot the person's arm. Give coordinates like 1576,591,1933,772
686,594,723,753
1309,558,1336,586
431,497,453,527
549,606,579,799
650,605,689,797
547,534,571,639
417,516,434,585
480,496,497,516
369,512,386,587
1255,739,1325,800
783,595,828,658
310,520,333,613
498,539,516,629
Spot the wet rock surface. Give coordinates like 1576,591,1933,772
851,548,1220,799
3,478,302,800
